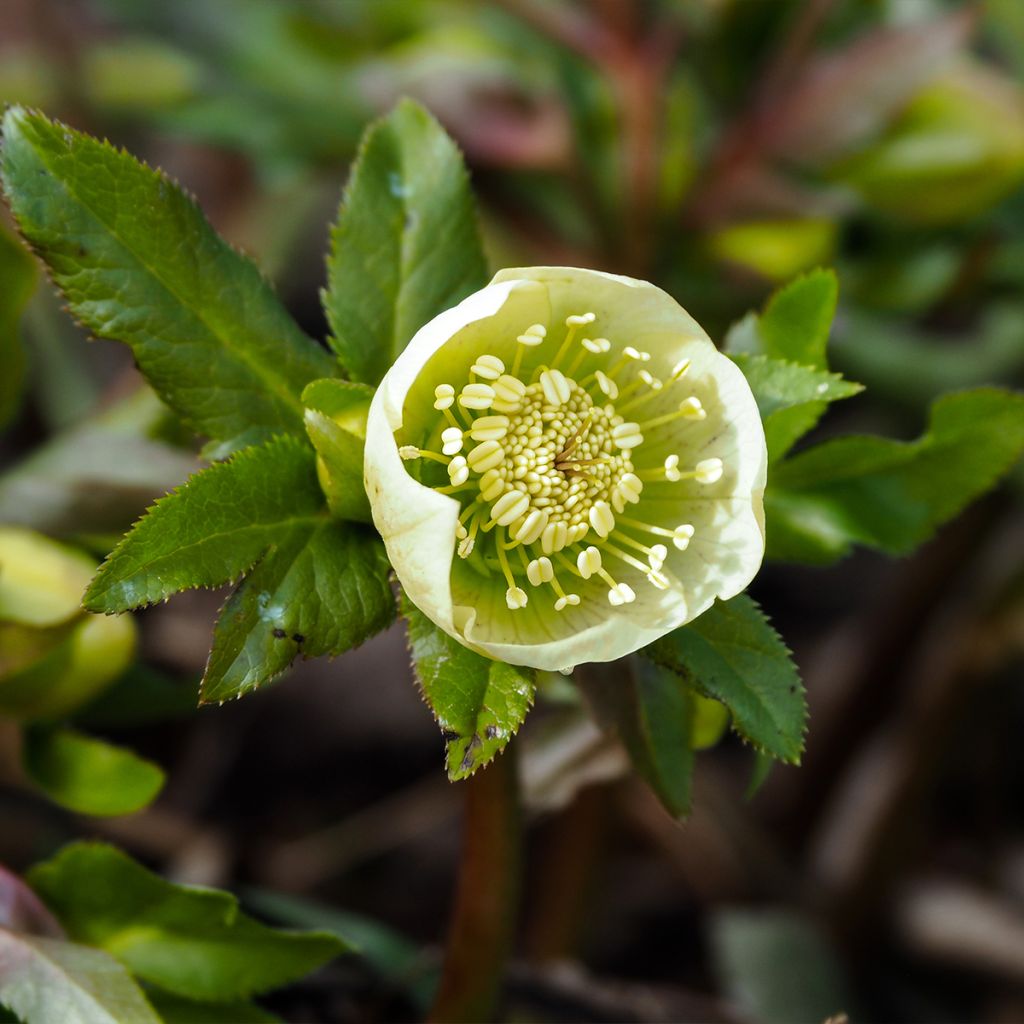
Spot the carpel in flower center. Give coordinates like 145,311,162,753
400,312,724,612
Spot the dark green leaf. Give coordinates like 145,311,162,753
0,223,36,427
403,600,534,781
22,726,164,817
645,595,806,764
76,667,196,729
323,98,488,385
767,388,1024,563
711,910,854,1024
28,843,347,1003
580,659,695,817
241,888,436,1011
0,107,334,447
0,931,160,1024
146,992,279,1024
84,436,324,613
201,521,394,704
730,353,862,461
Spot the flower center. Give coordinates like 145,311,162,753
400,312,723,612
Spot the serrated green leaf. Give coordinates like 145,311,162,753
0,222,36,428
323,98,488,385
580,659,696,817
0,107,335,447
28,844,347,1003
767,388,1024,563
22,726,164,817
84,436,324,613
146,992,280,1024
758,268,837,370
402,600,534,780
0,931,160,1024
730,353,862,460
645,595,805,764
201,521,394,704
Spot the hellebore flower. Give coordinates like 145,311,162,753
365,267,766,672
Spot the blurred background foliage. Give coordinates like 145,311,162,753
2,1,1024,1021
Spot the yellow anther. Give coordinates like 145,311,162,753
467,439,505,473
491,489,530,526
527,556,554,587
471,354,505,380
577,546,602,579
506,586,528,609
623,347,650,362
513,508,549,546
448,456,469,486
673,524,695,549
469,415,510,442
695,458,723,483
671,358,692,380
399,446,420,461
433,384,455,410
478,468,505,501
595,370,618,400
441,426,464,455
459,382,496,410
646,570,669,590
566,312,596,327
611,422,644,449
541,520,569,555
588,500,615,538
680,396,706,420
567,336,610,376
607,582,636,606
539,368,571,406
516,323,547,346
492,374,527,413
639,370,663,391
612,472,643,512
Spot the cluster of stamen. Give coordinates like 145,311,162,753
400,311,724,612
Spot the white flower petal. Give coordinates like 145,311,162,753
367,267,766,672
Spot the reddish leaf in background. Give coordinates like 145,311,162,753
0,865,63,938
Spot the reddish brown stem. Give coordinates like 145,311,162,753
428,748,522,1023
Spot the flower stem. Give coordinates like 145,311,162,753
428,747,521,1023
